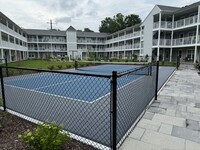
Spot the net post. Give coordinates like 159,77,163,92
110,71,117,150
155,61,159,100
0,66,6,111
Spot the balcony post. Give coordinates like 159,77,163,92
157,12,161,61
169,14,174,62
194,5,200,63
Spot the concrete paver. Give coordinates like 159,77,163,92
186,140,200,150
159,123,173,135
141,130,185,150
172,126,200,143
119,64,200,150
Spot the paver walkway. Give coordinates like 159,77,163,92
120,64,200,150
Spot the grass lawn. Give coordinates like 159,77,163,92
6,59,75,70
159,61,177,66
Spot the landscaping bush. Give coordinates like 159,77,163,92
0,98,3,106
47,65,55,70
66,64,72,68
18,121,69,150
57,65,63,70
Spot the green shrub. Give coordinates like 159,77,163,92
66,64,71,68
0,98,3,106
57,65,63,70
18,121,69,150
47,65,55,70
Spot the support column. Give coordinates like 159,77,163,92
118,51,119,59
19,51,22,60
124,51,125,59
162,49,165,61
15,50,17,61
194,5,200,63
170,48,173,62
1,49,4,60
157,12,162,61
170,15,174,62
9,50,12,62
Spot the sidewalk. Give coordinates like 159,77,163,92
120,64,200,150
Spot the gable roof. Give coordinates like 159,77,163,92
157,5,180,12
66,26,76,31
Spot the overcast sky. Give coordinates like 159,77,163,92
0,0,199,32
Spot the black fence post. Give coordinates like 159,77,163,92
74,60,78,69
176,56,180,70
149,63,152,76
111,71,117,150
0,66,6,111
155,61,159,100
5,57,8,77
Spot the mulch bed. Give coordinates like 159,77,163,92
0,110,97,150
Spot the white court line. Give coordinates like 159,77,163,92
34,78,84,90
5,84,93,104
4,72,50,83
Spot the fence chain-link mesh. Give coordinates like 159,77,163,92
116,64,157,147
2,67,112,149
0,63,161,149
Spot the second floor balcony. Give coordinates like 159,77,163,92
153,36,196,47
153,21,172,29
173,36,196,46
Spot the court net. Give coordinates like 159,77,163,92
74,61,151,76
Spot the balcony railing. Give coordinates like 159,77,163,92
0,40,27,50
0,24,27,41
77,40,105,44
173,36,196,46
153,21,172,29
28,47,67,51
160,39,171,46
174,15,198,28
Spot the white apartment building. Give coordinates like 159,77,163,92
0,12,28,62
1,2,200,63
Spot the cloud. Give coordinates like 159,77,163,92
0,0,199,31
55,17,71,23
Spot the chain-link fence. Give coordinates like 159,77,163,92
0,62,159,150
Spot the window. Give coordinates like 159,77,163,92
1,32,8,41
9,35,14,43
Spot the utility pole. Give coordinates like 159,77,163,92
47,19,56,30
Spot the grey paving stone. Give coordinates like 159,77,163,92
172,126,200,143
186,140,200,150
143,112,155,120
147,106,166,114
195,103,200,108
186,119,200,131
151,102,160,107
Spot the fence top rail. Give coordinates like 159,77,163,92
117,63,151,77
0,66,112,78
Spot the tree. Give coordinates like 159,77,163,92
84,28,94,32
99,13,141,33
125,14,141,27
77,29,82,32
99,17,113,33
